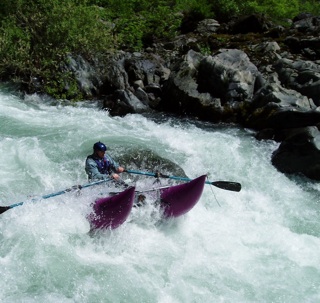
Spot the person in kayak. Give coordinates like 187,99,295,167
85,141,125,182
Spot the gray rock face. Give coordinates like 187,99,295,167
198,49,261,101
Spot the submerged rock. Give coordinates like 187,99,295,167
116,148,188,184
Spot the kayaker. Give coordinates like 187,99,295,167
85,141,125,182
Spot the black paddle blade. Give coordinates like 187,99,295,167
0,206,11,215
211,181,241,192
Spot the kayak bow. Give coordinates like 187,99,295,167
160,175,206,217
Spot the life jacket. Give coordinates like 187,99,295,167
87,155,111,174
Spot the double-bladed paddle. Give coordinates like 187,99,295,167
0,178,111,215
124,169,241,192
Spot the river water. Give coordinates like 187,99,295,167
0,86,319,302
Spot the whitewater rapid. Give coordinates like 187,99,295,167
0,88,319,302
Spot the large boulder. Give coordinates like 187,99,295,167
271,126,320,180
161,49,263,122
161,50,224,121
103,89,149,116
197,49,262,102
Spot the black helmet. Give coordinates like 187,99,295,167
93,141,107,151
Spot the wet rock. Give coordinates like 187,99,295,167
272,126,320,180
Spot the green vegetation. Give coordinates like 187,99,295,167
0,0,114,99
0,0,319,99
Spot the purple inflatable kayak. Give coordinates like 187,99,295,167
87,175,206,230
160,175,206,218
87,186,135,230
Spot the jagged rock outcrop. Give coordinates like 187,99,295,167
274,58,320,105
161,50,224,121
101,52,169,115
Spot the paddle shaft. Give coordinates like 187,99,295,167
125,169,241,192
0,178,111,215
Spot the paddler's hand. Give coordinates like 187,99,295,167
111,173,129,187
111,173,121,180
112,167,124,179
117,166,125,173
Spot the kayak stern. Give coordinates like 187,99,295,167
87,186,135,230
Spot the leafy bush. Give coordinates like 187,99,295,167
0,0,113,98
1,0,320,99
245,0,300,19
244,0,320,20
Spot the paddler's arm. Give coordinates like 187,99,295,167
105,154,125,181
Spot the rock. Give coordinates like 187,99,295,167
274,58,320,105
116,148,187,184
161,50,224,121
198,49,262,102
227,14,273,34
103,89,150,116
272,126,320,180
196,19,220,34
